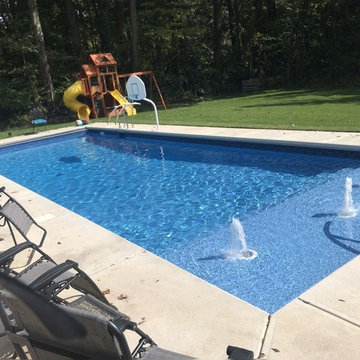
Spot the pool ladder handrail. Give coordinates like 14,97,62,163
107,102,141,129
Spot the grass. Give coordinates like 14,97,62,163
135,87,360,131
1,122,75,139
2,87,360,139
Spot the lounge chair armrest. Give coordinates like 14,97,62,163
0,242,35,264
109,317,137,334
108,319,137,358
29,260,78,291
109,318,156,358
111,317,154,344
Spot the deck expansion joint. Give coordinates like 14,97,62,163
257,314,276,359
298,297,360,328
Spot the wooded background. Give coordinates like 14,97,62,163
1,0,359,129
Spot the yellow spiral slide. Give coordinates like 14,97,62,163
63,80,91,120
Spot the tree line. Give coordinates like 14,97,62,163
0,0,359,129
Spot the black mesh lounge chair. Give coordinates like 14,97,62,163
0,242,110,305
0,273,196,360
0,242,113,358
0,186,47,248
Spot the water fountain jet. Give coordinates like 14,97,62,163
224,218,257,261
338,177,357,218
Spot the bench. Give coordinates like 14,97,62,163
242,78,260,93
32,118,47,132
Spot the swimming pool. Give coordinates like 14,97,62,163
1,129,360,313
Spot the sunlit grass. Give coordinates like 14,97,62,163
133,88,360,131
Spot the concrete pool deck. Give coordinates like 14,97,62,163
1,124,360,359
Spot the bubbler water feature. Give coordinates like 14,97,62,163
224,218,257,261
338,177,357,218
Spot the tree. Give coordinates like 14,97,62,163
0,0,40,129
226,0,243,62
64,0,83,65
28,0,55,105
212,0,223,93
1,0,360,128
129,0,139,70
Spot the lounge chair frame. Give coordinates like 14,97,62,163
0,274,197,360
0,187,47,248
0,242,110,305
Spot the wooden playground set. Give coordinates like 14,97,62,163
63,53,166,121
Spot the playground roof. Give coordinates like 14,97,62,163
89,53,117,66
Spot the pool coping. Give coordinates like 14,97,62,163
2,123,360,359
87,123,360,151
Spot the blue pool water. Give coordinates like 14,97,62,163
1,130,360,313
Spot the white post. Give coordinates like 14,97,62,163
143,98,159,130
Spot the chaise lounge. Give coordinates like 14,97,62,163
0,273,196,359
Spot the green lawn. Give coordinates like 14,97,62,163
2,88,360,139
134,88,360,131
